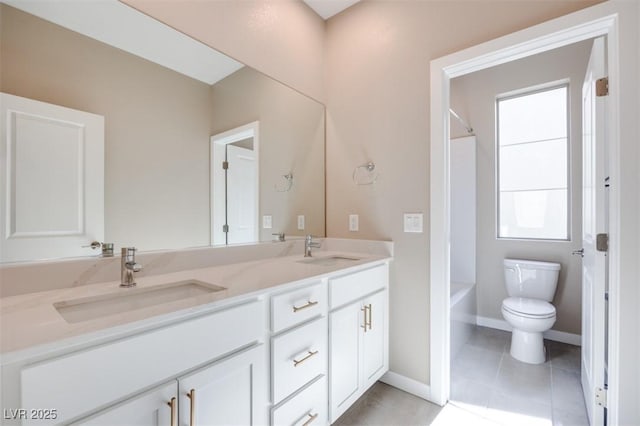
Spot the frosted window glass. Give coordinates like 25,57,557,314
499,190,567,239
499,87,567,146
497,85,568,240
499,138,567,191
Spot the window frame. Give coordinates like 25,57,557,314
495,81,572,242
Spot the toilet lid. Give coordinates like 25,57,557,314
502,297,556,318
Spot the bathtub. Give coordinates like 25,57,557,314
450,281,477,362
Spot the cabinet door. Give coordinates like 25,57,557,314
73,382,176,426
178,344,267,426
329,302,362,422
362,290,387,389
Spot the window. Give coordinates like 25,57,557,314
497,85,569,240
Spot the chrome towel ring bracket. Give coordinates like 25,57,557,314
353,162,378,185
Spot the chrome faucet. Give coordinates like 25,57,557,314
121,247,143,287
304,235,321,257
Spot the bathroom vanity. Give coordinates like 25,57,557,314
0,240,391,425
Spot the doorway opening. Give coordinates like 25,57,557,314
211,121,259,245
429,4,623,425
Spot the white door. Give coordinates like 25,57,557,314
210,121,259,246
362,290,386,388
0,93,104,262
73,382,176,426
226,144,257,244
329,302,361,423
178,345,267,426
581,36,607,426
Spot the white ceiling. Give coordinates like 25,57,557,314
4,0,243,85
303,0,361,20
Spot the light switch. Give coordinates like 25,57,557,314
262,215,272,229
349,214,359,232
404,213,423,233
297,215,305,230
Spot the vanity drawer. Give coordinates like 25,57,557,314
20,299,263,424
271,281,326,333
272,375,327,426
329,264,388,309
272,316,327,404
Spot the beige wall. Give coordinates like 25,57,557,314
122,0,326,103
1,4,212,251
210,67,325,240
325,0,602,385
451,41,592,335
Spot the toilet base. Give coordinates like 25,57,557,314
510,329,546,364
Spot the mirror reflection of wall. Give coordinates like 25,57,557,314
211,68,325,243
0,2,325,263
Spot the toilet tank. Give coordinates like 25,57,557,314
503,259,561,301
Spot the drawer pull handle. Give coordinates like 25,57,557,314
293,300,318,313
361,304,372,332
367,303,372,331
167,397,177,426
302,412,319,426
187,389,196,426
293,350,319,367
360,303,371,333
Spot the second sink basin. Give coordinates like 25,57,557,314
54,280,226,324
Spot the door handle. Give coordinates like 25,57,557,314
572,248,585,257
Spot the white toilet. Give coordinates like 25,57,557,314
501,258,561,364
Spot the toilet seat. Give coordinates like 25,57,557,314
502,297,555,319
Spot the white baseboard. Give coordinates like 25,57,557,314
380,371,431,401
476,315,581,346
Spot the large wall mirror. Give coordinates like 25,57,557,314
0,1,325,263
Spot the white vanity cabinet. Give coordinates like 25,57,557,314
270,281,328,426
328,265,389,423
71,382,176,426
177,344,267,426
2,255,391,426
74,344,266,426
17,299,268,425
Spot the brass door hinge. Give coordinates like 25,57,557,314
596,77,609,96
222,161,229,170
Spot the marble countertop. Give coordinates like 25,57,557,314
0,250,390,358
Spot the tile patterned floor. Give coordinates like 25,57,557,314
333,326,588,426
450,326,587,426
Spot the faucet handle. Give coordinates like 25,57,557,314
122,247,136,256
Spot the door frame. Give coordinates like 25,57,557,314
210,121,259,245
429,3,630,423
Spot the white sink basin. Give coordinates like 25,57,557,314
54,280,226,324
296,255,361,266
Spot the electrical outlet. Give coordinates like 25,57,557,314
262,215,272,229
297,215,305,230
349,214,359,232
403,213,423,233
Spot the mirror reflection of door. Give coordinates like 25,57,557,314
0,93,105,262
211,122,259,245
